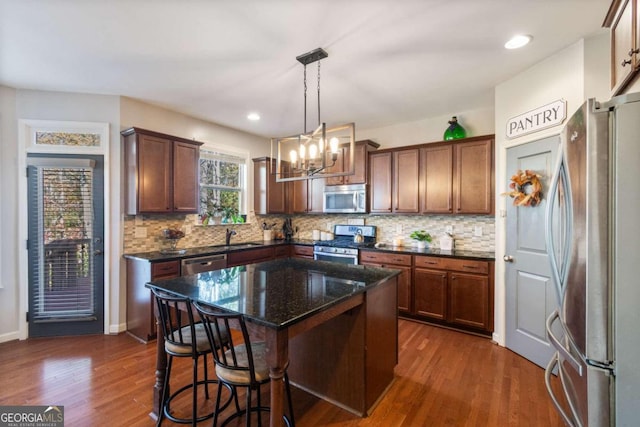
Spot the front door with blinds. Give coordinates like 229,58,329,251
27,154,104,337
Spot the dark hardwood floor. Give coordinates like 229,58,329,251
0,319,564,426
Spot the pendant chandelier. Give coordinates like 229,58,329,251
271,48,355,182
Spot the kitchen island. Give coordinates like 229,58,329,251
146,258,400,427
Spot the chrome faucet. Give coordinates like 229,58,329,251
225,228,237,245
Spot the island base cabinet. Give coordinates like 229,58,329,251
288,276,398,416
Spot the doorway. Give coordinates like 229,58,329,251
27,154,104,337
504,136,559,368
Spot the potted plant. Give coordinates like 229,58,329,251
410,230,432,249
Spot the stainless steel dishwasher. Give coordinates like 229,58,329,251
181,253,227,275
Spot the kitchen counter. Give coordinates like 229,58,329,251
124,239,494,262
146,258,400,329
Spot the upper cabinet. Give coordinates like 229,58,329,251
605,0,640,94
368,151,393,213
292,178,325,214
253,157,288,215
369,135,494,216
326,140,380,186
122,127,202,215
453,137,494,214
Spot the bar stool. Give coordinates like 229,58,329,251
193,302,295,427
151,289,233,426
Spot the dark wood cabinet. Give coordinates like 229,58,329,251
421,144,453,214
393,148,421,213
449,272,490,330
414,268,448,320
126,258,180,342
326,140,379,186
605,0,640,94
453,138,494,214
122,127,202,215
411,255,494,335
291,245,314,259
368,136,493,216
227,247,276,267
368,152,393,213
253,157,288,214
360,250,412,313
292,178,324,213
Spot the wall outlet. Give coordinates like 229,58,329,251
396,224,403,234
474,226,483,237
445,225,453,234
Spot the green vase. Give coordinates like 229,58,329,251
443,116,466,140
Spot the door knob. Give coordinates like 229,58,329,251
94,249,104,256
503,255,514,263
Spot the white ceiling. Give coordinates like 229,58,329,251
0,0,610,138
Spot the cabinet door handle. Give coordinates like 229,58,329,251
628,48,639,57
622,58,632,67
462,265,479,269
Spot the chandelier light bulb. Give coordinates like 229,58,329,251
289,149,298,164
330,137,339,153
309,143,318,159
299,144,306,160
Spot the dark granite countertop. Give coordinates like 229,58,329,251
125,239,494,262
145,258,400,330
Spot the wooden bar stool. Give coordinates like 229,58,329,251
151,289,233,426
194,302,295,427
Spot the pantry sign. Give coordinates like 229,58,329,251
506,99,566,139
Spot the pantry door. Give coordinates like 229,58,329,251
505,136,559,368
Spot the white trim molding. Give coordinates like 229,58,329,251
17,119,111,339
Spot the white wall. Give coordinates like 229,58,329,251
493,32,609,346
0,85,19,341
358,106,495,148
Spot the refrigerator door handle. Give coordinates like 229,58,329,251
545,156,563,304
546,310,583,376
545,353,578,427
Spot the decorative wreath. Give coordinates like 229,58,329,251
503,169,543,207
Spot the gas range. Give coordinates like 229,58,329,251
313,225,376,264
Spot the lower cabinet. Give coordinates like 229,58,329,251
290,245,314,259
126,258,180,343
413,255,494,335
227,247,275,267
359,250,412,313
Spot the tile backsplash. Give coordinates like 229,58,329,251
123,212,495,254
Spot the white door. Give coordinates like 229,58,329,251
505,136,559,368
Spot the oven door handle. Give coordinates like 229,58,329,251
314,252,357,259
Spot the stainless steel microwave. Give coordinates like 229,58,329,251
323,184,366,213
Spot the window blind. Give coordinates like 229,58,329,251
28,165,96,321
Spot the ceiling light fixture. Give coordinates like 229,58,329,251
271,47,355,182
247,112,260,121
504,34,532,49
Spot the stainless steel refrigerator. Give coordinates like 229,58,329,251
544,93,640,426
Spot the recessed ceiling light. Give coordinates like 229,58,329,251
504,35,532,49
247,112,260,121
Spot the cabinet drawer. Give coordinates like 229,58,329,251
440,258,489,274
291,245,314,257
151,260,180,278
227,247,275,266
414,256,446,270
359,251,412,266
